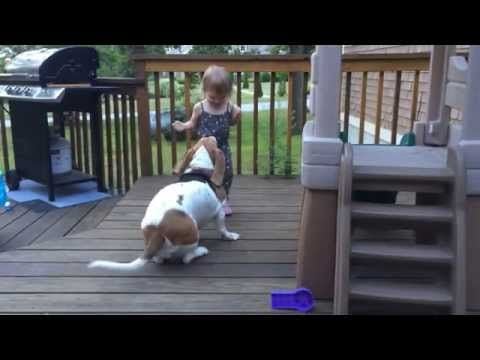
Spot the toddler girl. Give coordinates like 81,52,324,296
173,65,241,216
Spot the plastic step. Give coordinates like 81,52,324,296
351,202,453,223
351,240,452,264
350,279,452,306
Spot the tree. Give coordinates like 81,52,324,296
270,45,289,55
278,80,286,97
97,45,176,77
189,45,233,55
0,45,177,77
256,78,263,98
288,45,315,135
243,75,249,89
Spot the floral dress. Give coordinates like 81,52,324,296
196,101,235,195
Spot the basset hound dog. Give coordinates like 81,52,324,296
88,136,239,271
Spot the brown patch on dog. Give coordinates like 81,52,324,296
158,209,199,246
141,210,199,259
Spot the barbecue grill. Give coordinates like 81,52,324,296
0,46,115,201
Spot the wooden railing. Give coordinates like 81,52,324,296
132,53,440,178
2,52,469,191
132,55,312,177
341,53,431,145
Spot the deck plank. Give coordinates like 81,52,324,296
66,228,298,240
97,220,299,231
0,262,296,277
105,211,300,222
32,202,99,244
26,239,298,251
0,201,52,250
68,196,121,235
0,250,297,264
0,277,296,293
0,202,32,229
3,207,70,249
0,293,332,314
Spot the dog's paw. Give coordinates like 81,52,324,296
222,232,240,241
182,252,196,264
195,246,209,257
182,246,209,264
152,256,164,264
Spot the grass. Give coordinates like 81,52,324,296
147,81,288,111
150,108,300,176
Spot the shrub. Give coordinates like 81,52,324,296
260,72,270,82
256,79,263,98
242,75,249,89
276,72,288,82
277,80,286,97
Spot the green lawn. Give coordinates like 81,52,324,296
235,81,288,104
150,108,300,176
147,81,288,111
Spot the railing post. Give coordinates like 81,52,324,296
302,45,343,188
461,46,480,142
417,45,455,146
456,45,480,311
297,45,344,300
134,60,153,177
312,46,342,138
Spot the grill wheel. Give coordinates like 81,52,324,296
5,170,20,191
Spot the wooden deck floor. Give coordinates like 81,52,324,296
0,175,333,314
0,196,120,253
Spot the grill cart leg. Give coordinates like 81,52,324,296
91,97,106,193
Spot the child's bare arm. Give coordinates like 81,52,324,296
173,103,201,132
230,104,241,126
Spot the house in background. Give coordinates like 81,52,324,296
341,45,470,143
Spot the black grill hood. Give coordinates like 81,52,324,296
4,46,99,86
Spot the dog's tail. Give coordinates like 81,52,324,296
87,257,148,271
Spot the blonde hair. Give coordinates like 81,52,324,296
201,65,232,97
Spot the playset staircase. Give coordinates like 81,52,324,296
334,144,466,314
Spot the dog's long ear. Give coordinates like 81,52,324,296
174,137,212,175
142,226,166,259
158,209,199,246
173,147,195,175
202,137,219,164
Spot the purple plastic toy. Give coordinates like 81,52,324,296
271,288,314,313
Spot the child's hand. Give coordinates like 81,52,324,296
172,121,185,132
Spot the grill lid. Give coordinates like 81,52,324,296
4,46,99,86
5,48,60,74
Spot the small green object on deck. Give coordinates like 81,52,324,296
399,132,415,146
